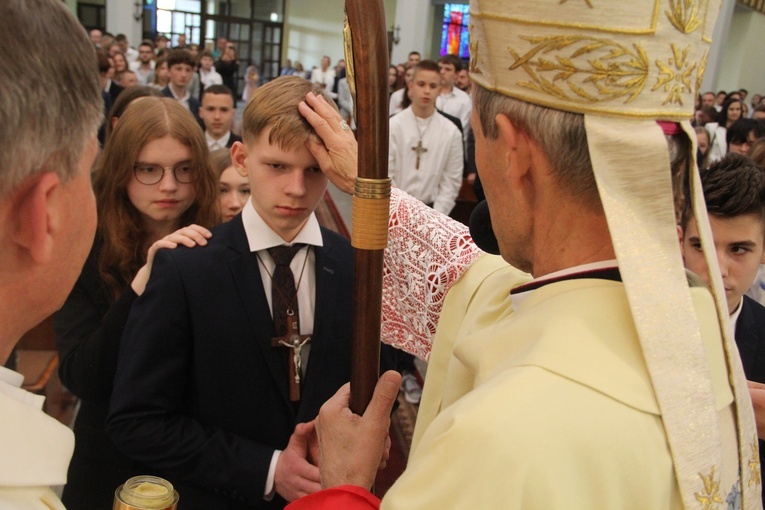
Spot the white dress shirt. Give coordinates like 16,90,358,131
436,86,472,141
129,60,155,86
167,85,191,111
199,67,223,89
389,88,406,116
309,68,336,99
205,131,232,151
125,46,139,64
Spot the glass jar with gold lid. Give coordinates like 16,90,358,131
113,475,179,510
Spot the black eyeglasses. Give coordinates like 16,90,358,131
133,162,198,185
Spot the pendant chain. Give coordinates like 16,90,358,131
255,246,310,313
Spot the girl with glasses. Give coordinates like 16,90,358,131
54,97,219,509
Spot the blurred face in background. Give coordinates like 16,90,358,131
218,166,250,222
120,71,138,88
200,92,235,139
389,66,398,88
726,101,742,124
456,69,471,91
169,63,193,89
154,61,168,86
139,44,154,64
696,130,709,156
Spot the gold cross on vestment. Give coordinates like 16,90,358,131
271,311,311,402
411,140,428,169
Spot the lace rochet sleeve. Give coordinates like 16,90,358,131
381,188,483,360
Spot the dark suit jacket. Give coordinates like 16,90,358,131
227,133,243,148
162,85,201,125
109,80,124,104
108,217,355,509
734,294,765,505
98,90,113,146
55,240,148,508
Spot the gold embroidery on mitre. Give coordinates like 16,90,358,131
472,1,661,35
560,0,594,8
469,23,482,74
508,35,648,104
702,0,719,43
749,439,761,487
652,43,696,105
666,0,703,33
695,466,724,509
695,50,708,96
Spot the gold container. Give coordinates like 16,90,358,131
113,475,179,510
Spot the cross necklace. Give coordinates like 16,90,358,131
411,112,435,170
256,248,311,402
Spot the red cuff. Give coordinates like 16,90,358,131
285,485,381,510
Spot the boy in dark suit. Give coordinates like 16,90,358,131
199,84,242,150
108,76,357,509
162,49,201,123
678,152,765,501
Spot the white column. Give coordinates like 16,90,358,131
390,0,432,64
701,0,736,93
106,0,142,47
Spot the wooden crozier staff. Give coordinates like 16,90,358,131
343,0,390,414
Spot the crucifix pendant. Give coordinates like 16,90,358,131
271,310,311,402
412,140,428,170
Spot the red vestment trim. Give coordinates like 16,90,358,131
285,485,381,510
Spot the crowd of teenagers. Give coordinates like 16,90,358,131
693,89,765,168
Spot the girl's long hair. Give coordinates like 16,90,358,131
92,97,219,299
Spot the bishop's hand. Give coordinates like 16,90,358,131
298,92,358,195
315,370,401,490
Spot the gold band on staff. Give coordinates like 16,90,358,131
352,177,391,250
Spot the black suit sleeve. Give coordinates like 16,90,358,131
55,254,138,402
107,248,275,506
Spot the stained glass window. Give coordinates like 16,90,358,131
440,3,470,59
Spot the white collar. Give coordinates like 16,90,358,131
206,131,231,148
510,259,619,310
407,106,436,121
168,85,188,102
440,86,456,98
729,296,744,333
532,259,619,285
0,365,45,409
241,198,323,252
0,365,23,387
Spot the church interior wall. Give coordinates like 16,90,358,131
283,0,345,71
389,0,433,64
283,0,401,71
717,6,765,95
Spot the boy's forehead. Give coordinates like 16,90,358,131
202,93,233,107
244,127,316,162
698,214,765,246
415,69,440,82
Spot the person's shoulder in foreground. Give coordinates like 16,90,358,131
0,0,103,507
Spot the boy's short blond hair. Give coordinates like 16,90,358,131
242,75,338,151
